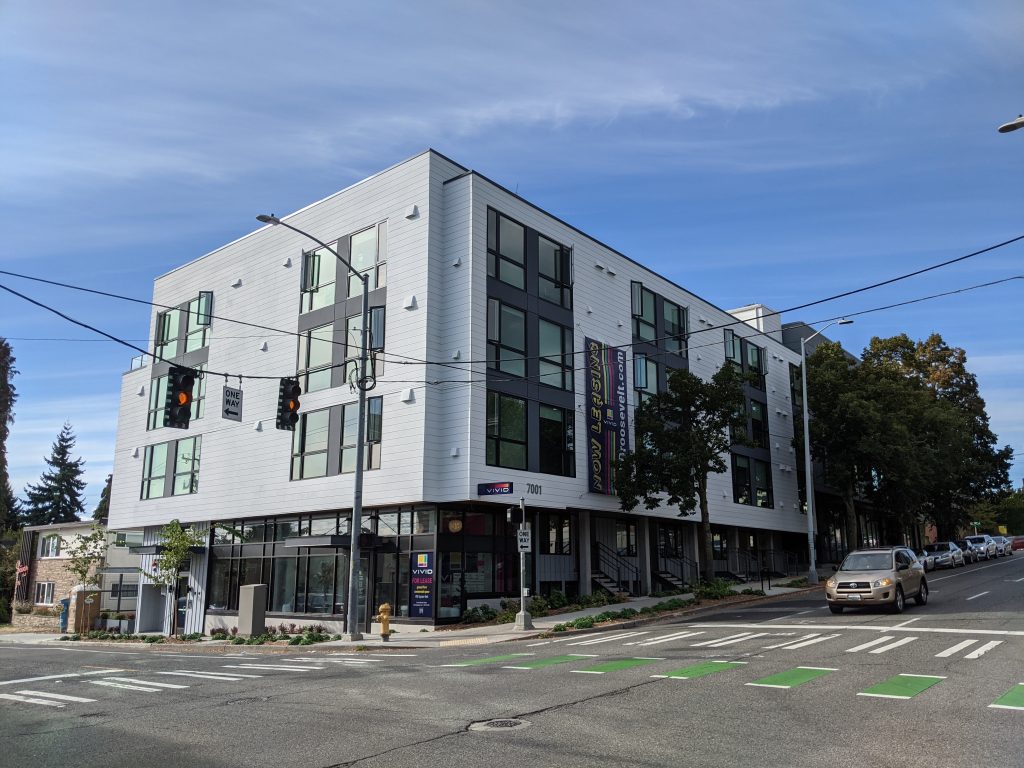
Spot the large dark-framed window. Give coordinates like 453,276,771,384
749,400,769,449
340,396,383,473
142,436,201,499
724,329,743,366
538,404,575,477
300,244,338,313
172,436,202,496
155,291,212,360
634,353,659,405
753,458,774,508
541,511,572,555
746,342,767,390
346,221,388,299
300,222,387,312
486,391,527,470
291,408,330,480
297,324,335,394
487,299,526,378
615,521,637,557
732,454,773,508
537,235,572,309
732,454,751,505
538,318,574,391
663,300,687,356
631,282,657,342
487,208,526,290
344,307,386,385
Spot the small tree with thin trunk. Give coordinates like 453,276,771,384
616,364,748,582
63,524,107,632
147,520,206,635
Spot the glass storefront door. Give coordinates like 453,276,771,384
438,551,463,619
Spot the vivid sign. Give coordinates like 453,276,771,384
585,337,629,495
409,551,434,618
477,482,513,496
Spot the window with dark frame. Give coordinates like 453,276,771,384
634,353,659,405
663,300,687,355
487,208,526,290
486,391,527,470
141,437,201,499
343,307,385,385
340,396,383,473
487,299,526,377
724,329,742,367
541,512,572,554
155,292,212,360
297,324,334,393
538,404,575,477
40,535,61,558
749,400,769,449
538,318,574,390
172,436,202,496
346,222,387,299
291,408,330,480
732,454,751,505
615,521,637,557
141,443,169,500
537,235,572,309
631,282,656,342
300,244,337,312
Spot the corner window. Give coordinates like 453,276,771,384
538,404,575,477
664,301,687,355
487,208,525,290
154,292,212,359
185,293,212,353
34,582,55,605
631,282,656,342
141,443,169,500
172,436,202,496
538,319,574,391
298,324,335,393
155,308,182,359
487,299,526,377
142,437,201,499
538,236,572,308
300,244,337,313
724,329,742,366
291,409,330,480
340,396,383,473
486,391,527,470
346,222,387,299
40,535,61,558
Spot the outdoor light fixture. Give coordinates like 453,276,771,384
257,212,373,641
997,114,1024,133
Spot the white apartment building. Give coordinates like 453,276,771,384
108,150,808,634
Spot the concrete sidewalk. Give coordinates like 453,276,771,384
0,581,817,651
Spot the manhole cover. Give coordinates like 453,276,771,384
469,718,529,731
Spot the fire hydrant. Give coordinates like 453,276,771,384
376,603,392,641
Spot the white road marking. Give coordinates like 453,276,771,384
0,693,65,707
17,690,97,703
550,634,598,643
935,640,979,658
868,637,917,654
702,632,770,647
688,622,1024,637
567,632,649,646
780,634,841,650
156,672,246,681
526,641,551,647
0,669,126,687
630,631,706,646
764,634,818,650
966,591,990,601
846,637,896,653
103,677,189,689
891,618,920,628
964,641,1003,659
691,632,755,647
89,680,161,692
223,664,321,671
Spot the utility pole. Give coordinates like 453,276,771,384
514,496,533,631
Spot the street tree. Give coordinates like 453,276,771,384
147,519,206,635
0,339,17,529
92,474,112,522
22,422,87,526
616,363,748,581
63,524,108,632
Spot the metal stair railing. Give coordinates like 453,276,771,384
657,553,699,588
593,541,641,595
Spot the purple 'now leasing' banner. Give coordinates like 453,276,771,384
584,337,630,495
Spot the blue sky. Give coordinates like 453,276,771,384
1,1,1022,512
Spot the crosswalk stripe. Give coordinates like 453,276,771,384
172,670,262,678
0,693,65,707
935,639,978,658
89,680,161,692
223,665,321,671
780,634,841,650
103,677,189,689
628,631,705,646
156,672,246,681
16,690,97,703
764,634,818,650
567,632,649,646
868,637,917,654
845,636,895,653
703,632,770,647
964,640,1002,659
691,632,754,647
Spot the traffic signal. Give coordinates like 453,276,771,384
163,366,197,429
276,378,302,430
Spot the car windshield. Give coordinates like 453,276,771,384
839,552,893,571
923,544,946,553
966,536,986,544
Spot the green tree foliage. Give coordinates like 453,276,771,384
63,524,107,589
147,520,206,635
92,474,112,521
0,339,17,529
616,364,748,581
22,423,87,526
0,529,22,623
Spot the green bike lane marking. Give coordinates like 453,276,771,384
989,683,1024,711
570,658,665,675
651,660,747,680
857,674,945,700
503,654,599,670
440,654,534,667
745,666,837,689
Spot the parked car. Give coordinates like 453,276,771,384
991,536,1013,556
964,535,997,560
923,541,965,569
825,547,928,615
955,539,979,564
915,549,935,572
1011,535,1024,552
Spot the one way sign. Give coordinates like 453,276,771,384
222,386,243,422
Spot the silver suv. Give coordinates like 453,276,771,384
964,535,997,560
825,547,928,614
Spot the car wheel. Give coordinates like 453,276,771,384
829,605,843,615
891,586,905,614
914,580,928,606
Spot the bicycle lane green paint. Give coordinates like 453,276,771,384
989,683,1024,711
503,654,598,670
441,654,534,667
651,660,747,680
857,674,945,700
745,666,837,689
570,658,664,675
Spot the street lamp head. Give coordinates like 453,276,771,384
997,115,1024,134
256,214,281,225
837,318,853,325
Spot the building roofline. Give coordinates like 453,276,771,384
23,521,98,532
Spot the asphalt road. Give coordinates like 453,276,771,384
1,553,1021,768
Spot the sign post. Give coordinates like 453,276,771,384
514,496,534,631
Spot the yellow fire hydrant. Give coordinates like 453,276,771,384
376,602,392,641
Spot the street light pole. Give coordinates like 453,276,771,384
800,318,852,586
257,214,371,641
514,496,533,631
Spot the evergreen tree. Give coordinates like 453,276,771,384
92,474,112,521
0,339,17,529
22,422,87,525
